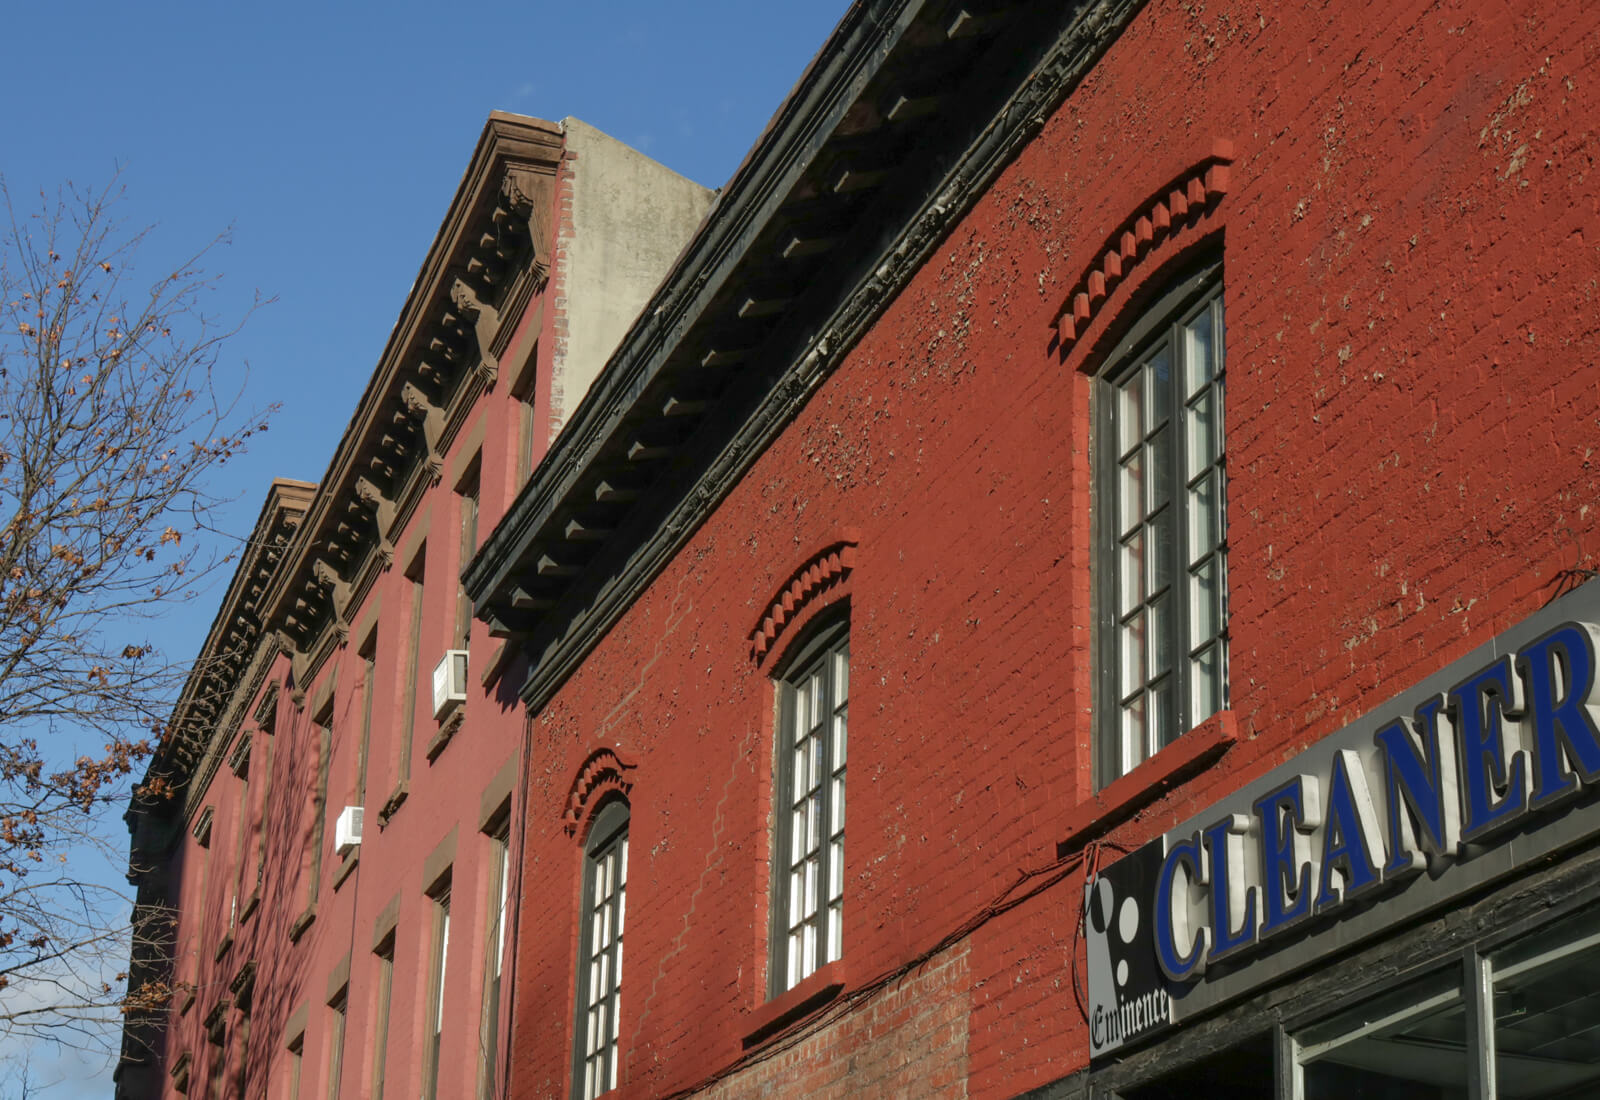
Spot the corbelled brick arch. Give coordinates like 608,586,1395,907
562,747,638,839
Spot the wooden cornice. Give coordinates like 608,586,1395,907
141,478,312,805
260,114,564,675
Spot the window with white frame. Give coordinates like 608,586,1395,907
772,615,849,993
573,801,627,1100
479,825,511,1100
423,884,451,1100
1098,265,1227,786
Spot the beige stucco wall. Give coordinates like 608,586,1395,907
551,118,715,440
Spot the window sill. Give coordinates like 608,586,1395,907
1056,710,1239,860
287,904,317,944
212,931,233,962
332,848,360,890
239,888,260,925
425,709,464,763
378,780,409,826
743,959,847,1050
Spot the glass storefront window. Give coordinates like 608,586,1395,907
1295,969,1469,1099
1490,908,1600,1098
1096,903,1600,1100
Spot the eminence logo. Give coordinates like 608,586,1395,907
1084,838,1171,1058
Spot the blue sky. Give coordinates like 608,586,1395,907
0,1,850,1091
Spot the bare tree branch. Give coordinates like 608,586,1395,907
0,174,271,1064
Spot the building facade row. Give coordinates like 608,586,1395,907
127,1,1600,1098
118,116,711,1099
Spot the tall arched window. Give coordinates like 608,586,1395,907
1097,261,1227,785
572,799,628,1099
771,613,850,993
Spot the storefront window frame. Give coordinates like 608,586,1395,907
1085,885,1600,1100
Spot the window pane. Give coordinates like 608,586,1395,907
832,713,847,767
1147,426,1172,513
1149,508,1173,596
1188,472,1218,564
1148,593,1171,678
1120,452,1144,533
1118,372,1144,455
1120,612,1146,698
1186,388,1217,475
830,776,845,835
1119,531,1145,615
1190,558,1219,643
1120,695,1146,775
1184,307,1214,397
792,687,809,744
1145,346,1172,427
1151,677,1176,752
834,649,849,702
1191,644,1219,724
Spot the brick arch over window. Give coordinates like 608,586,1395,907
749,534,859,666
1049,138,1235,353
561,748,637,839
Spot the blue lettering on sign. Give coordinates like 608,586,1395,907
1518,624,1600,809
1315,749,1382,911
1452,656,1527,843
1203,814,1257,965
1253,776,1317,937
1154,834,1208,982
1148,621,1600,984
1375,696,1456,879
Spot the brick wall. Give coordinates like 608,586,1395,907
506,2,1600,1097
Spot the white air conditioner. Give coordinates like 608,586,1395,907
335,806,363,855
432,649,469,719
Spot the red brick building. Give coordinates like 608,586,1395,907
125,1,1600,1097
117,115,712,1099
462,1,1600,1098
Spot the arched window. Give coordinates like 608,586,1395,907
1097,261,1227,785
572,799,628,1099
771,612,850,993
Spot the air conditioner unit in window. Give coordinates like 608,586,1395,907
334,806,363,855
432,649,469,719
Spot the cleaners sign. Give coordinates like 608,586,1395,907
1086,608,1600,1061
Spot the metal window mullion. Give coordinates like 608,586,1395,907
1275,1023,1300,1100
1167,320,1193,735
1465,947,1495,1100
1096,383,1119,788
815,652,836,967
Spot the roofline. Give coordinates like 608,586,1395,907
467,0,1148,710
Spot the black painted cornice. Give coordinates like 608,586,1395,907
466,0,1145,709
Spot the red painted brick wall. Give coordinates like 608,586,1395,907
507,1,1600,1097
